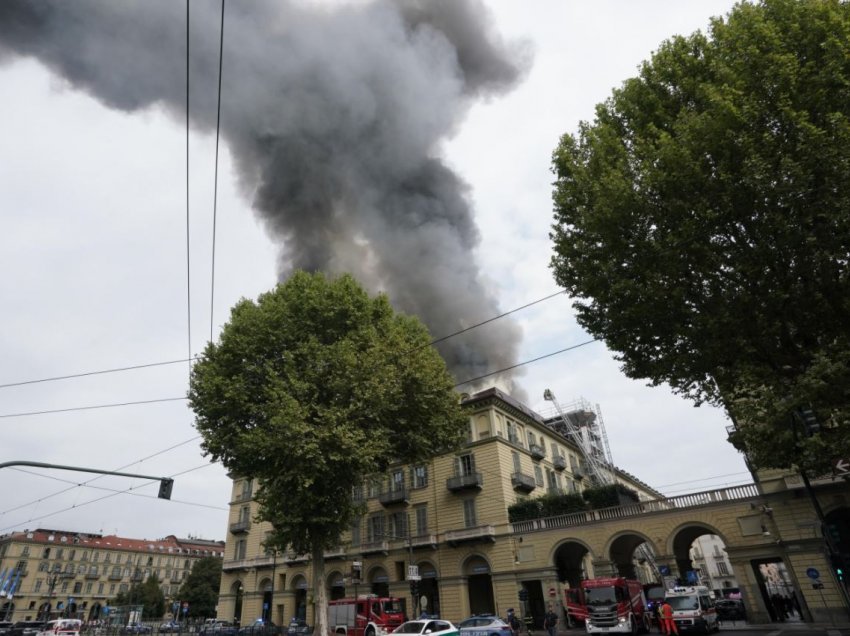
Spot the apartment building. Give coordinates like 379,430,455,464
217,387,660,627
0,528,225,622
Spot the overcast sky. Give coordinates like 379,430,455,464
0,0,746,544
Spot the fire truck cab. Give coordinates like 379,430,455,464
582,577,650,634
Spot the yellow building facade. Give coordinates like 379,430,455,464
217,388,660,627
0,529,225,622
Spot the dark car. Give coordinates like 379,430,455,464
200,623,238,636
238,622,280,636
9,622,47,636
0,622,15,636
120,624,152,635
158,623,182,634
715,599,746,621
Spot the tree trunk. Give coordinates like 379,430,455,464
312,547,328,636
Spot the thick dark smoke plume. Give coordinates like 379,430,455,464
0,0,531,396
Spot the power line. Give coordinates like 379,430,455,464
0,358,196,390
0,436,202,518
185,0,193,367
210,0,226,344
653,471,751,489
0,463,218,533
0,397,186,419
453,337,599,388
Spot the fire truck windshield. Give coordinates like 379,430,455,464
585,586,618,606
383,600,403,614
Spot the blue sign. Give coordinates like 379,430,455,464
686,570,699,584
103,607,110,616
806,567,820,580
659,566,670,576
182,607,188,614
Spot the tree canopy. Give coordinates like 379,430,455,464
188,271,467,633
177,557,222,618
550,0,850,474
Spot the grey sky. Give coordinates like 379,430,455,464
0,0,745,543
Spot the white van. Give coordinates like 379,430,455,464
36,619,82,636
665,586,719,633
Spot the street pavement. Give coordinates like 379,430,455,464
553,618,850,635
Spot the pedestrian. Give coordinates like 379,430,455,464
543,605,558,636
653,603,664,634
659,601,678,636
507,609,520,636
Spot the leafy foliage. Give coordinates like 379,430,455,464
189,271,467,634
507,492,588,522
177,557,222,618
550,0,850,474
581,484,639,509
111,574,166,620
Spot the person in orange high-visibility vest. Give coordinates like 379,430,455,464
659,601,679,636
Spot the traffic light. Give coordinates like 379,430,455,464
158,478,174,500
837,567,844,583
797,407,821,436
518,588,529,601
410,580,419,598
351,561,362,583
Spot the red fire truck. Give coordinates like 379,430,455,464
581,577,650,634
564,587,588,624
328,595,405,636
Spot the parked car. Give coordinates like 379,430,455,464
458,615,512,636
10,622,47,636
158,623,181,634
392,620,459,636
285,619,311,636
120,624,152,635
0,622,15,636
238,622,279,636
199,623,238,636
36,619,82,636
715,599,746,621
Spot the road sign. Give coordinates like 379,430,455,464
659,565,670,576
548,587,556,597
407,565,420,581
836,458,849,475
806,567,820,580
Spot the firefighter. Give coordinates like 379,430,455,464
659,601,678,636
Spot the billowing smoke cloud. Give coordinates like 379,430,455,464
0,0,530,396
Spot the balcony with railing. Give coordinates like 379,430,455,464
359,540,389,555
446,472,483,492
232,490,254,504
108,573,123,581
553,455,567,471
511,472,536,493
324,546,346,560
445,525,496,547
529,443,545,460
229,519,251,534
410,533,438,550
85,572,100,580
378,487,409,507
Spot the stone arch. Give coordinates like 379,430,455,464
461,554,496,616
259,577,272,592
291,575,309,621
327,570,346,600
603,530,658,580
551,538,595,587
367,565,389,597
230,580,245,624
668,521,727,579
418,561,441,618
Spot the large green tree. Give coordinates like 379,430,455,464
177,557,222,618
189,271,467,634
550,0,850,474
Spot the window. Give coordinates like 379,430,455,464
235,540,247,560
112,566,121,578
61,581,69,593
82,551,89,562
21,546,30,557
352,484,364,502
73,582,82,594
534,464,544,486
240,479,253,500
57,548,64,559
350,520,361,548
458,454,475,476
119,583,128,593
462,499,477,528
104,554,111,564
34,580,43,593
412,465,428,489
240,506,251,523
551,442,560,458
716,559,730,576
389,512,407,538
85,582,93,594
415,506,428,536
109,584,115,595
546,469,557,491
93,552,100,563
507,420,519,444
368,514,385,542
38,562,48,572
512,451,521,473
98,583,105,595
43,548,51,559
90,565,98,575
526,431,535,448
390,469,405,493
367,477,382,499
69,550,76,561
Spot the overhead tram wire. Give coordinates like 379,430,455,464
0,463,223,533
0,290,567,391
0,436,203,518
209,0,226,344
0,396,187,419
185,0,192,372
